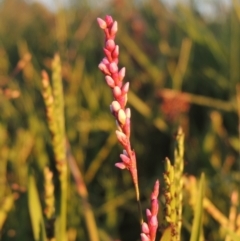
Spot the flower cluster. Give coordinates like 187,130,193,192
97,15,138,185
141,180,159,241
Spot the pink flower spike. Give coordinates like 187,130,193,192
140,233,150,241
109,62,118,73
105,39,116,51
118,109,126,124
110,21,118,36
105,75,115,88
118,67,126,82
113,86,122,98
122,82,129,94
111,101,121,112
115,162,126,169
97,18,107,29
142,222,150,234
105,15,113,26
120,153,130,165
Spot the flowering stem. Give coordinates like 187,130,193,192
97,15,143,226
135,182,143,224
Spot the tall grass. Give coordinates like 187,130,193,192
0,1,239,241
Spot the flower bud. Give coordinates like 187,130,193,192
112,45,119,58
109,62,118,73
115,130,127,146
115,162,126,169
122,82,129,94
118,67,126,82
125,108,131,118
105,39,116,51
140,233,150,241
113,86,121,98
141,222,150,234
120,154,130,165
103,48,112,61
105,76,115,88
111,101,121,112
97,18,107,29
110,21,118,36
98,62,110,75
102,57,109,65
118,109,126,124
123,118,131,138
151,180,159,200
105,15,113,26
151,199,159,216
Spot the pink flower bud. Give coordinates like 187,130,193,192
120,154,130,165
146,209,152,221
97,18,107,29
122,82,129,94
117,94,127,108
102,57,109,65
112,45,119,58
118,67,126,82
110,21,118,36
118,109,126,124
103,48,112,61
105,39,115,51
149,216,158,227
141,222,150,234
115,130,127,146
105,15,113,26
151,180,159,200
123,118,131,138
112,73,120,85
109,62,118,73
111,101,121,112
123,149,128,156
105,76,115,88
98,62,111,75
113,86,121,97
140,233,150,241
125,108,131,118
115,162,126,169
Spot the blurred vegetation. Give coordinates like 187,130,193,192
0,0,240,240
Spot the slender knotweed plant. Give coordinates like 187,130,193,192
97,15,143,224
97,15,159,240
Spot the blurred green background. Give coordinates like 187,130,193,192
0,0,240,240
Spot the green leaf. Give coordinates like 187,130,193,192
190,173,205,241
28,173,47,241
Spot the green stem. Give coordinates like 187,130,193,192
134,182,143,225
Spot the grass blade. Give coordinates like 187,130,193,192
190,173,205,241
28,173,47,241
